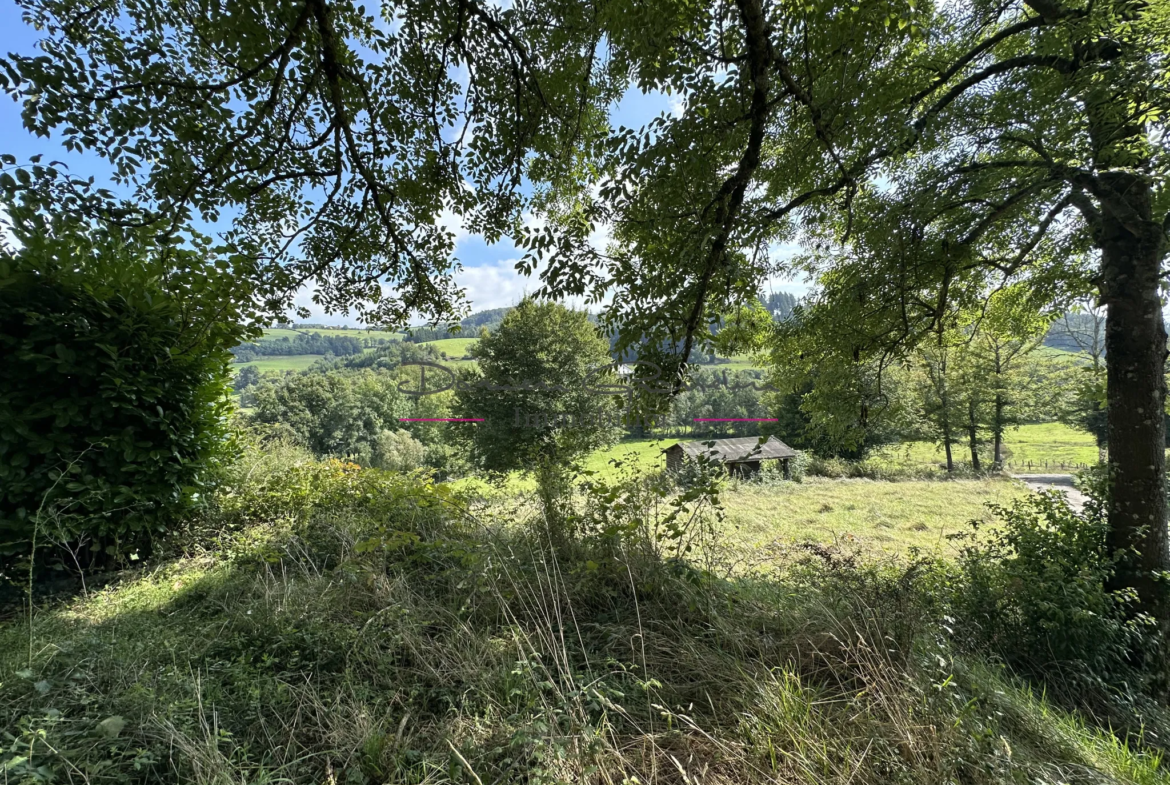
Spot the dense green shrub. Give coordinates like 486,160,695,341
950,470,1151,697
249,368,409,461
370,429,427,472
0,209,253,574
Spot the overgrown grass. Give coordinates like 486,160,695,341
2,443,1166,784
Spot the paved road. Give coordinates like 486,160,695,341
1010,473,1088,512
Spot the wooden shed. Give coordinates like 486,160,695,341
664,436,798,478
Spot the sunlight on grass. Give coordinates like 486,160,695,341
419,337,479,357
871,422,1099,470
720,476,1026,558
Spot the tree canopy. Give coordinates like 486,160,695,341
1,0,619,324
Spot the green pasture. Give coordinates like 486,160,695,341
234,354,325,373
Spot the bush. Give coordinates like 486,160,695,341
249,367,409,460
370,429,427,472
0,206,253,576
805,455,945,481
950,470,1152,697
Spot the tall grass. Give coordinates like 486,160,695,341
1,442,1166,784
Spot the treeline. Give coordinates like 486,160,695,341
402,307,512,343
231,333,398,362
767,290,1105,469
1043,311,1105,355
242,341,467,473
402,294,797,352
760,291,798,320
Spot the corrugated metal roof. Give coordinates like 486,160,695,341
665,435,797,462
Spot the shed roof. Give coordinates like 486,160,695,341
665,435,797,462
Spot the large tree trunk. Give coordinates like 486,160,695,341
1099,172,1169,644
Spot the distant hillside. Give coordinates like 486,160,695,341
1044,312,1104,355
404,307,513,342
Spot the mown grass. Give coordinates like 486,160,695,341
2,444,1166,784
721,476,1026,558
998,421,1101,467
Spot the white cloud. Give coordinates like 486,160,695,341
436,206,470,247
455,258,533,312
455,257,611,316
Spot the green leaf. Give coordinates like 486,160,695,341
98,715,126,738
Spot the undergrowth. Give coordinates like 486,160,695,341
1,439,1167,784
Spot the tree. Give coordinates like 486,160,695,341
457,299,619,474
1054,299,1109,458
1,0,616,325
518,0,1170,637
370,429,427,473
765,290,912,459
233,365,263,395
972,288,1050,468
914,334,962,473
456,299,618,541
249,368,407,461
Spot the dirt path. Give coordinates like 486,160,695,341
1010,473,1088,512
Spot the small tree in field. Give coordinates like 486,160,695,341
457,299,618,537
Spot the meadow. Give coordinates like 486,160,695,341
234,354,325,373
446,425,1086,561
869,421,1100,470
418,336,479,358
721,476,1025,558
588,421,1098,475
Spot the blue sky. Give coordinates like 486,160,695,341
0,6,808,325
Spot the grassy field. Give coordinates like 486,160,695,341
260,327,404,341
234,354,324,373
870,422,1099,470
703,355,764,372
419,336,479,357
722,476,1025,558
586,422,1099,476
454,436,1034,560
